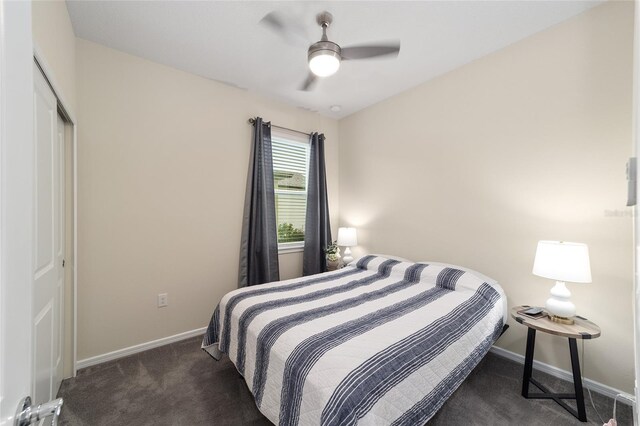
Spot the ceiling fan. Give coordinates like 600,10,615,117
261,11,401,91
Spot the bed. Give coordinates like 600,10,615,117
202,255,507,425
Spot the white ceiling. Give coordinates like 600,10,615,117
66,1,602,119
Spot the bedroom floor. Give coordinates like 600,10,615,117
57,336,633,426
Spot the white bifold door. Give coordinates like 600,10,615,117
33,62,65,405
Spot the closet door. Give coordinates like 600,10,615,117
33,63,64,404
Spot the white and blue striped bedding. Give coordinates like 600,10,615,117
202,255,506,425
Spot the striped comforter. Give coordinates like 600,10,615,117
202,255,506,425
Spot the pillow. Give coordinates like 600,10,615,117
417,261,497,285
369,253,412,262
352,254,408,270
419,261,507,323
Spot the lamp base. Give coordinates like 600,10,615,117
549,314,575,325
342,247,353,265
545,281,576,323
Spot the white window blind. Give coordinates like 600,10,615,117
272,129,310,249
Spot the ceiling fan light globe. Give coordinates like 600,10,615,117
308,50,341,77
309,42,340,77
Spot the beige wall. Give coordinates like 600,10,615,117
75,39,339,360
32,0,77,114
339,1,634,393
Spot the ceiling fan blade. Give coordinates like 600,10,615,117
259,11,308,47
341,42,401,60
299,73,318,91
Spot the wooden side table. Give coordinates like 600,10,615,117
511,305,601,422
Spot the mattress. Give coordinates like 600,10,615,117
202,255,506,425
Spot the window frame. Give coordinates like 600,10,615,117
271,128,311,253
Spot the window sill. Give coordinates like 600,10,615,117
278,245,304,254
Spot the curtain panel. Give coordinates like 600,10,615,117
303,132,332,275
238,117,280,287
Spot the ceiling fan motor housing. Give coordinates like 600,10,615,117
308,41,341,62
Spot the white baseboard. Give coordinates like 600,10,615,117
490,346,636,406
76,327,207,370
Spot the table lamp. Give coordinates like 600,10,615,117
532,240,592,324
337,227,358,265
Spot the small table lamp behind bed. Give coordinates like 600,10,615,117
337,227,358,265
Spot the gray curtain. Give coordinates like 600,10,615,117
303,133,332,275
238,117,280,287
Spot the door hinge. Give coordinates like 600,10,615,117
62,259,65,268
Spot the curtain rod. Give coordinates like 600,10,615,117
248,118,310,137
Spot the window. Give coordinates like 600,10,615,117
272,128,310,252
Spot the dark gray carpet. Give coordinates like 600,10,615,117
58,336,633,425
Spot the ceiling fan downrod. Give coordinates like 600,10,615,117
317,11,333,42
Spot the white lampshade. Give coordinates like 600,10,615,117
532,241,592,283
309,52,340,77
337,227,357,247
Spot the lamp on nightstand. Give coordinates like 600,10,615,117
532,240,592,325
337,227,357,265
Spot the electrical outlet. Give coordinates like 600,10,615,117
157,293,168,308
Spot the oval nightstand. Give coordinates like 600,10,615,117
511,305,601,422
